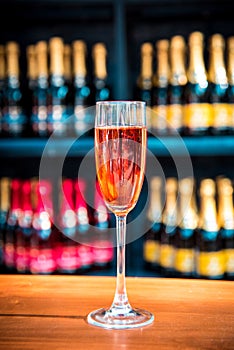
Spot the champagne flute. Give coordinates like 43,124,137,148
87,101,154,329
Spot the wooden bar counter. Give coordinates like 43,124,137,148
0,275,233,349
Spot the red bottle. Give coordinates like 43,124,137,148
0,178,11,272
4,178,22,272
30,179,57,274
56,178,81,274
15,180,33,273
92,180,114,269
74,178,93,271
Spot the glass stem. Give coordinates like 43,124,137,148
112,214,131,312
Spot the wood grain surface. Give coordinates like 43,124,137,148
0,275,233,350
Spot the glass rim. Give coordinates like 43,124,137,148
96,100,146,106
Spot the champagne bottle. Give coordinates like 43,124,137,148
15,179,33,273
208,34,230,134
160,177,178,276
184,32,211,135
151,40,170,135
167,35,187,135
74,179,93,271
5,178,21,272
31,41,49,137
64,44,72,87
26,44,37,130
56,178,80,274
175,178,198,277
227,36,234,133
47,37,69,137
0,177,10,271
217,177,234,280
136,42,153,109
196,179,225,279
92,180,113,270
30,179,57,274
0,45,6,136
2,42,27,137
143,176,163,272
72,40,92,137
63,44,73,120
92,42,111,103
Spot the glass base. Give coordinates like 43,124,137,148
87,306,154,330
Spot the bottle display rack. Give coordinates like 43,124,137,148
0,0,234,278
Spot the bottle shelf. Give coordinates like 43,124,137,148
148,135,234,156
0,135,234,158
0,137,94,158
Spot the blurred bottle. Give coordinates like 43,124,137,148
2,42,27,137
56,178,80,274
0,177,10,271
217,177,234,280
92,42,112,103
167,35,187,135
184,32,211,135
208,34,230,135
30,179,57,274
0,45,6,136
63,44,73,119
136,42,153,111
227,36,234,133
26,44,37,132
15,180,33,273
151,40,170,135
160,177,178,277
196,179,225,279
143,176,163,272
92,180,113,270
72,40,92,137
74,179,93,271
47,37,69,137
175,178,198,277
31,41,49,137
4,179,21,272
